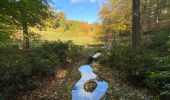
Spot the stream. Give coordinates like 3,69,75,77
72,53,109,100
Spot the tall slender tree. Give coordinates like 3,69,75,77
132,0,141,49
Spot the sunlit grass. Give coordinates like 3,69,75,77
30,28,100,45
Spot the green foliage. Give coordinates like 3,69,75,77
65,20,80,32
53,12,66,29
0,25,12,42
146,37,170,98
42,41,70,63
67,41,83,61
109,28,170,99
109,45,156,79
147,32,170,53
0,42,19,51
30,52,59,77
29,32,41,41
0,55,33,97
145,55,170,99
0,14,15,42
30,41,80,76
0,0,49,27
0,41,80,98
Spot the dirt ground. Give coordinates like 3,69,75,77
92,62,154,100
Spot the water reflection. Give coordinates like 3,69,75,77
72,65,108,100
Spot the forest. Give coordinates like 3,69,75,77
0,0,170,100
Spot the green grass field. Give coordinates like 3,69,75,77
31,28,99,45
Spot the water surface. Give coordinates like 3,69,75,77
72,65,108,100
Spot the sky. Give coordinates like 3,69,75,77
52,0,104,23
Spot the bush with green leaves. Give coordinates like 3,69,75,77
0,55,33,98
109,44,156,80
0,41,80,98
42,41,70,63
0,42,19,51
30,41,80,77
144,56,170,99
41,40,83,63
67,41,83,62
109,30,170,99
109,45,170,98
146,26,170,55
30,51,59,77
145,30,170,98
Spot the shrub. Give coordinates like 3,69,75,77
42,41,70,63
146,31,170,55
41,40,83,63
30,52,59,77
0,42,19,52
67,41,83,62
146,56,170,99
0,55,33,98
0,41,80,98
109,45,156,81
108,31,170,99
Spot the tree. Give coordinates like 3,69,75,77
0,15,14,42
65,20,80,32
19,0,49,49
1,0,49,49
53,12,66,29
99,0,132,45
0,0,17,42
79,22,90,34
132,0,141,49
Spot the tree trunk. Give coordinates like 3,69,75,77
132,0,141,49
22,23,29,49
155,0,161,23
146,7,151,31
145,0,151,31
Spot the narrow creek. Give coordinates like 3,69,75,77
72,53,109,100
